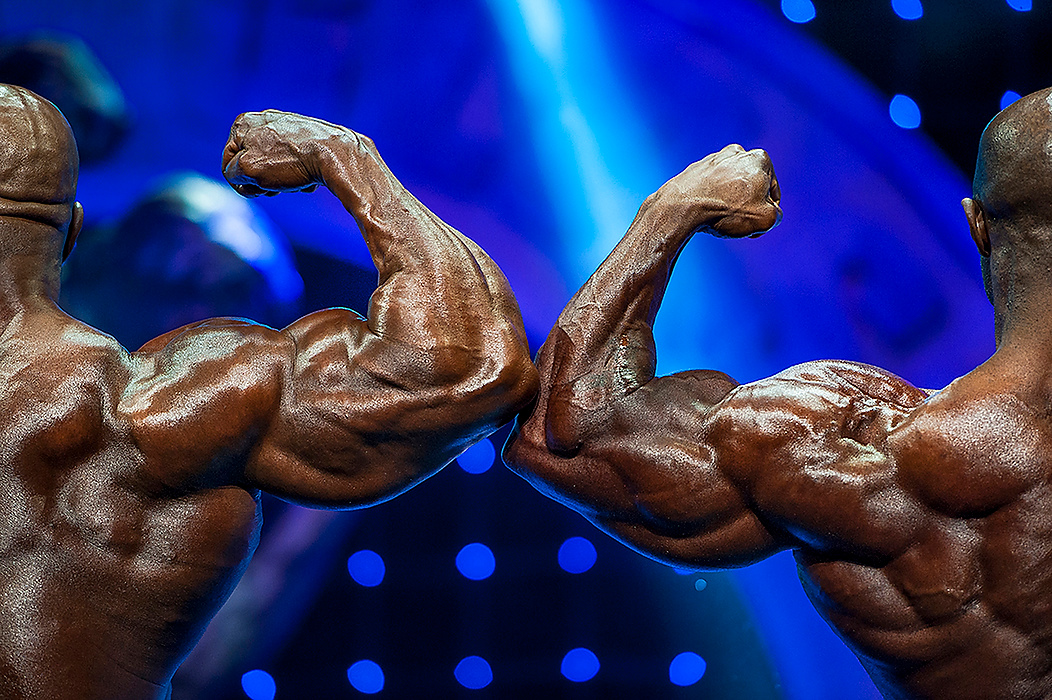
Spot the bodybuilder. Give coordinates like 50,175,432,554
505,87,1052,699
0,84,536,699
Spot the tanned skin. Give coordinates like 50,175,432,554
0,85,537,700
505,87,1052,700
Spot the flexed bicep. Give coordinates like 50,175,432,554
242,307,526,508
507,368,790,569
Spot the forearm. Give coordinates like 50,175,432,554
518,194,705,459
511,144,781,466
543,195,698,390
315,132,527,353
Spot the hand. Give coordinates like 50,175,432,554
658,144,782,238
222,110,345,197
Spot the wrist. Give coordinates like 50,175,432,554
308,128,359,184
639,187,723,238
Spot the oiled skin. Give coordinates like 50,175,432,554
0,87,536,699
505,89,1052,699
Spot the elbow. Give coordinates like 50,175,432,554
481,341,540,425
445,336,539,432
502,409,548,479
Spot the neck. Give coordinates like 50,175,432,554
0,218,63,315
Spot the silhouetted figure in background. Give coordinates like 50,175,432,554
0,34,129,164
0,85,536,700
61,172,304,350
505,87,1052,700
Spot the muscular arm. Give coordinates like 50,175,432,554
504,146,928,568
123,111,537,508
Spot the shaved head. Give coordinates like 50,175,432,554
0,83,78,229
974,87,1052,225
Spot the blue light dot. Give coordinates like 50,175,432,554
669,652,707,687
456,543,496,580
1006,0,1032,11
891,0,923,20
347,550,385,587
889,94,921,129
694,578,708,591
347,660,385,694
1000,90,1022,111
561,648,600,682
558,537,597,574
781,0,816,23
457,438,496,474
454,656,493,689
240,670,276,700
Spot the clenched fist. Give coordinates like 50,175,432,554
222,110,352,197
657,144,782,239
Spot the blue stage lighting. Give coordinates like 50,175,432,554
240,669,276,700
889,94,922,129
781,0,816,23
1000,90,1022,111
457,438,496,474
561,648,600,682
669,652,707,687
454,656,493,689
557,536,597,574
347,660,385,694
891,0,923,20
456,543,496,580
347,550,385,587
1006,0,1032,10
694,578,708,592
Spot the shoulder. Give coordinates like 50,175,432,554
705,361,928,484
125,318,294,393
891,372,1048,517
120,318,296,488
765,360,928,407
713,361,927,434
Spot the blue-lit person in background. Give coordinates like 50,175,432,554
506,88,1052,700
0,86,536,700
61,172,305,351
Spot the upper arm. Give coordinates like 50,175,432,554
508,360,931,569
245,308,532,507
509,367,787,568
124,309,529,507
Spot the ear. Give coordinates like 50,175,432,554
62,201,83,263
962,197,990,257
